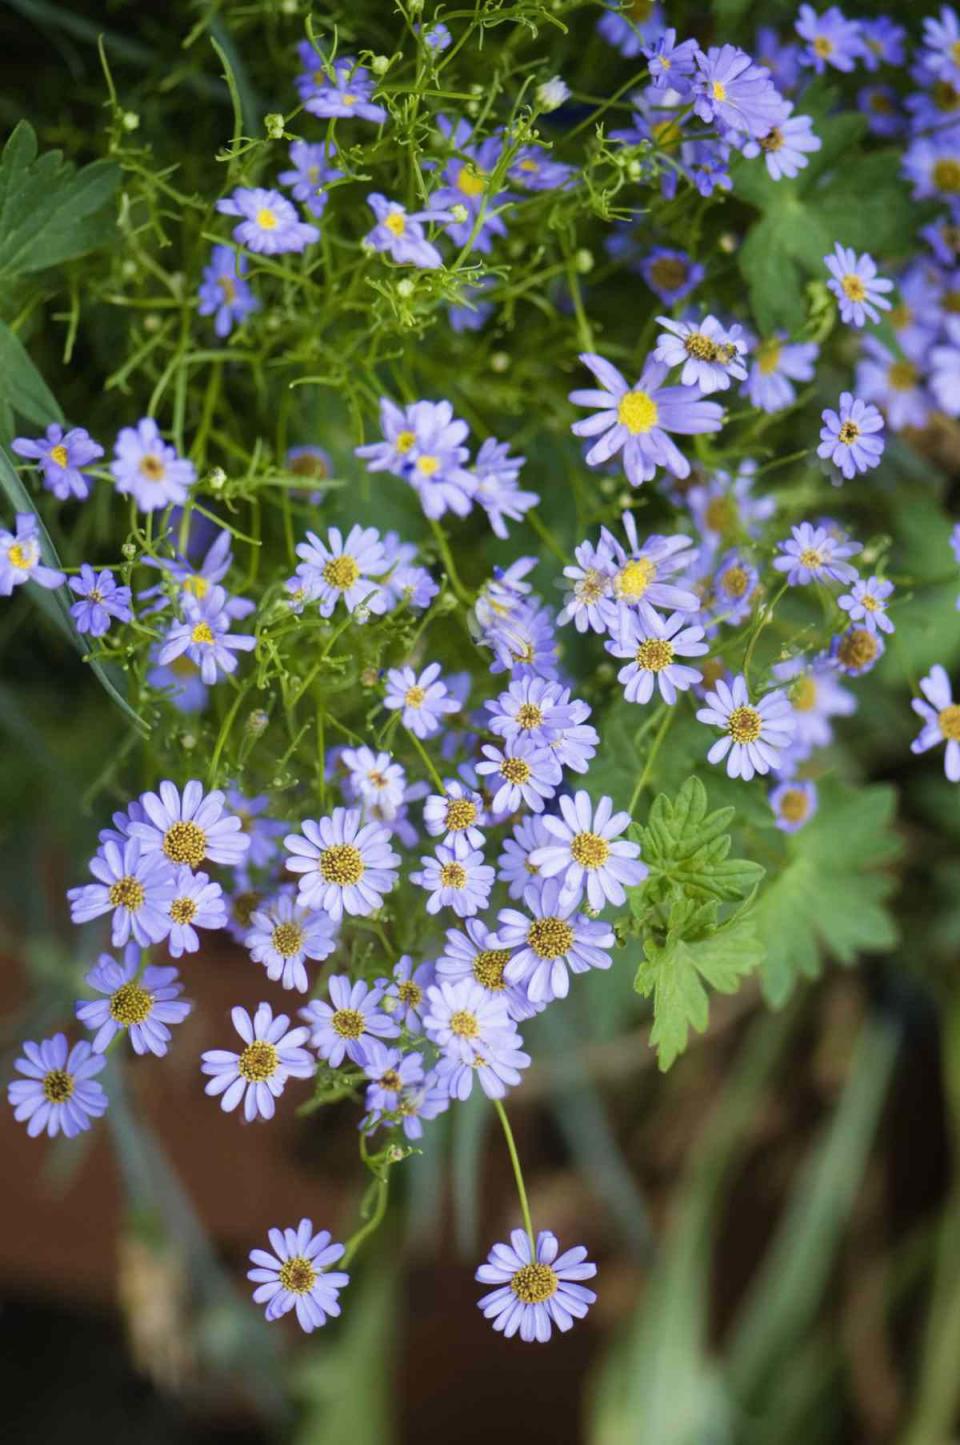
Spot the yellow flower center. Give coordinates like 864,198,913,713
322,555,360,591
760,127,784,153
237,1040,278,1081
256,208,278,230
218,276,237,303
42,1068,74,1104
813,35,834,57
109,875,145,911
450,1009,479,1038
473,948,511,991
838,628,878,670
756,338,782,376
649,257,687,292
727,705,762,743
272,921,305,958
138,454,166,481
378,1068,403,1092
319,843,365,886
862,593,879,611
445,797,478,831
721,565,749,599
778,788,810,824
457,163,485,198
939,704,960,741
49,444,69,467
416,454,440,476
7,541,35,570
163,820,207,867
617,389,659,435
799,547,824,570
888,361,918,390
635,637,674,671
395,429,416,454
838,420,860,445
182,575,210,599
397,980,423,1008
528,916,575,959
711,81,727,102
279,1256,317,1294
705,495,739,533
170,896,197,925
935,79,960,112
331,1008,365,1039
439,861,468,889
616,557,656,599
500,756,532,785
404,685,427,708
191,621,216,645
510,1261,558,1304
570,831,610,869
684,331,720,361
384,211,406,237
841,273,867,302
515,703,544,730
933,158,960,192
233,890,261,927
790,676,818,712
109,982,154,1026
578,568,607,603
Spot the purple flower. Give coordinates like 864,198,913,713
838,576,894,634
361,1042,425,1119
654,314,747,393
68,564,132,637
8,1034,107,1139
606,609,708,705
824,243,893,327
486,677,591,751
411,844,494,917
12,424,103,501
640,247,705,304
570,352,724,487
529,791,647,910
921,8,960,87
831,625,885,676
796,4,864,73
741,106,821,180
356,397,476,520
248,1219,348,1332
476,736,562,814
76,944,191,1055
139,529,245,618
597,1,663,58
855,336,930,432
903,137,960,203
424,979,529,1099
301,975,399,1067
742,334,819,413
364,193,450,268
644,28,699,91
294,524,389,617
163,867,228,956
423,780,486,851
284,807,400,920
696,673,796,781
774,522,862,586
692,44,787,138
858,85,902,138
497,878,615,1003
508,146,575,191
68,838,176,946
773,655,856,762
599,515,700,630
301,55,387,124
383,662,460,738
436,918,538,1022
769,780,819,833
342,747,408,822
382,955,434,1031
130,779,251,870
157,587,256,684
709,551,760,625
147,646,208,714
201,1003,314,1122
476,1229,596,1343
111,417,195,512
216,188,319,254
0,513,65,594
497,814,552,901
859,18,905,69
817,393,885,479
246,893,337,994
473,436,538,538
278,140,343,216
911,664,960,781
687,463,774,549
430,116,510,254
197,245,258,338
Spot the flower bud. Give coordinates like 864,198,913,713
264,113,285,140
490,350,510,373
122,111,140,132
370,54,390,76
536,76,569,112
246,709,269,737
396,278,415,298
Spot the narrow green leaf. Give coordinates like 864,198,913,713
0,319,63,432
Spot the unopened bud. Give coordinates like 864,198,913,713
246,709,269,737
396,278,415,298
536,76,570,112
370,54,390,76
490,350,510,372
207,467,227,491
575,248,594,274
264,113,285,140
122,111,140,132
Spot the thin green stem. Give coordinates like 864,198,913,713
493,1097,535,1253
404,725,445,793
628,703,674,815
742,579,789,686
429,518,472,605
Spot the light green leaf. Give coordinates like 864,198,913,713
0,121,119,280
756,781,900,1008
635,912,765,1071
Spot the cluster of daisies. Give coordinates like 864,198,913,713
7,4,960,1350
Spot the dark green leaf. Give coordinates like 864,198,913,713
630,775,765,909
0,121,119,280
0,319,63,438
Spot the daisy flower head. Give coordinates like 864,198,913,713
68,838,176,947
382,955,433,1030
742,333,819,414
197,245,259,338
557,538,616,635
472,436,538,539
796,3,865,73
246,893,338,993
824,244,893,327
598,515,700,628
216,187,319,254
654,314,748,394
640,247,705,305
294,524,389,618
8,1034,107,1140
769,779,819,833
773,654,856,761
0,513,65,595
157,588,256,685
284,808,400,920
277,139,343,216
773,522,862,586
497,814,552,901
111,418,195,512
130,781,251,872
201,1003,314,1122
911,665,960,780
696,673,796,781
301,55,387,123
529,791,647,910
341,747,408,822
424,980,530,1099
486,677,592,749
508,145,575,192
383,662,460,738
301,975,399,1067
817,393,885,479
920,7,960,86
644,28,699,92
606,609,708,706
361,1042,425,1119
597,0,662,57
741,106,821,181
476,1229,597,1343
163,867,227,957
364,193,450,268
423,780,486,851
569,352,724,488
711,551,760,625
12,424,103,502
831,624,886,676
411,844,495,918
248,1220,348,1333
436,918,538,1022
692,44,787,138
839,576,894,633
430,116,510,255
76,945,191,1056
476,737,562,815
855,335,930,433
68,565,133,637
497,877,616,1004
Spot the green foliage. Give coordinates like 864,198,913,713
0,320,62,439
0,121,119,281
631,775,765,917
755,781,901,1008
